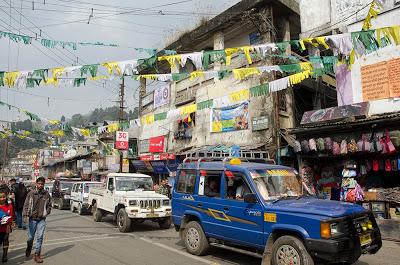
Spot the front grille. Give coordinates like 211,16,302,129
139,200,161,209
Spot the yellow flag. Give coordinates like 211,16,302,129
52,67,65,78
80,129,90,137
225,48,239,66
145,115,155,125
315,37,329,49
141,74,158,80
90,75,108,81
107,123,119,132
229,89,250,103
158,55,181,70
212,121,222,132
299,62,313,71
189,71,205,81
388,26,400,45
233,68,260,80
50,130,64,137
240,46,254,64
180,104,197,115
102,62,122,76
4,72,20,87
49,120,60,125
289,70,311,85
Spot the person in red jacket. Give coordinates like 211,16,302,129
0,187,13,263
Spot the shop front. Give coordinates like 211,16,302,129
139,153,179,186
291,108,400,240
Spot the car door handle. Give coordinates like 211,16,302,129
224,207,229,211
198,203,203,207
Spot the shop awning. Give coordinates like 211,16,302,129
131,160,153,172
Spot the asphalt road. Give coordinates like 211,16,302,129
5,209,399,265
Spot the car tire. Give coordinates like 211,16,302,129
93,203,103,222
117,208,131,233
183,221,209,256
51,200,57,209
77,204,83,215
158,217,171,229
60,199,65,210
271,235,314,265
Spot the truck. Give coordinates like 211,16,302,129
88,173,172,232
172,157,382,265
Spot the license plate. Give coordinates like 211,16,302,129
146,213,159,218
360,234,372,246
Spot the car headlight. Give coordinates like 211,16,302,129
129,200,138,206
163,199,170,206
321,222,341,239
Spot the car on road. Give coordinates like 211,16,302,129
51,178,81,209
70,181,103,215
172,158,382,265
88,173,172,232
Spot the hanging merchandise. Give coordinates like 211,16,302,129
340,140,348,155
324,137,333,151
381,130,397,154
332,141,341,156
392,159,398,171
316,138,325,152
301,140,310,153
373,159,379,171
293,140,302,153
348,139,358,153
385,159,392,172
358,135,371,152
309,138,317,152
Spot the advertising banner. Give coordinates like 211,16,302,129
149,136,165,153
154,84,170,108
115,131,129,150
210,102,249,133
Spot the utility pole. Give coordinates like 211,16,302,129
1,138,9,181
118,76,126,173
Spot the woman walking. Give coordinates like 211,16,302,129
0,187,13,263
14,183,28,229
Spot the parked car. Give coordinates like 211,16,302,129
88,173,171,232
172,158,382,265
70,181,103,215
51,178,81,209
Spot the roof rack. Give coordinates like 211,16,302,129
182,151,275,170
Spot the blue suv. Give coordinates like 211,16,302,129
172,158,382,265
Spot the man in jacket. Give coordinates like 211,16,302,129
22,177,51,263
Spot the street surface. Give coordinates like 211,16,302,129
6,209,399,265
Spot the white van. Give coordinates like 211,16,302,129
70,181,103,215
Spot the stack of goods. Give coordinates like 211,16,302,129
340,162,364,203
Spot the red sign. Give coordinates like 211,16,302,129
140,153,175,161
115,131,129,150
149,136,165,153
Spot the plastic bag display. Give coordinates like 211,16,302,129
301,140,310,153
340,140,348,155
309,138,317,152
317,138,325,151
293,140,302,153
324,137,333,151
332,141,341,156
348,139,358,153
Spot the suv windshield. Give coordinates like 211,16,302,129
250,169,303,201
60,182,74,192
84,183,102,193
115,177,153,191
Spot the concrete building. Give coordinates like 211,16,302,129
138,0,301,166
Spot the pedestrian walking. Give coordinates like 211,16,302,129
14,183,28,229
23,177,51,263
0,187,14,263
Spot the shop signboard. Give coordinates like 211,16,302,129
149,136,165,153
210,102,249,133
140,153,176,161
150,161,169,174
154,84,170,108
252,116,269,131
115,131,129,150
122,159,129,173
83,161,92,174
300,102,369,125
139,139,150,154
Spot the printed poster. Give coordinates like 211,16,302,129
153,84,170,108
361,58,400,101
210,102,249,133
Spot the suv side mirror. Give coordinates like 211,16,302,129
244,193,258,204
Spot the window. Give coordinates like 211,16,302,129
199,171,222,198
278,90,287,112
108,178,114,191
224,172,252,201
177,170,196,194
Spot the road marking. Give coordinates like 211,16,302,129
9,236,121,252
138,236,217,265
9,233,122,248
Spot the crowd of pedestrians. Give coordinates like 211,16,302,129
0,177,51,263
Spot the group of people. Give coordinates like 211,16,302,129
154,178,171,198
0,177,51,263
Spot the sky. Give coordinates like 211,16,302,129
0,0,241,121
